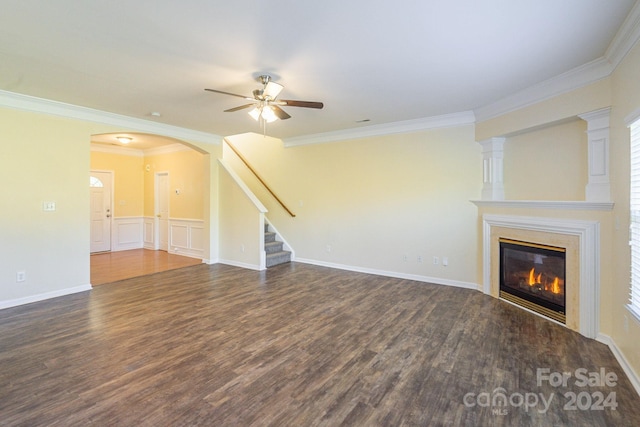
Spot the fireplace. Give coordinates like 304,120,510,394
499,238,566,324
482,214,600,338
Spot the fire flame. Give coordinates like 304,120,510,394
528,268,542,286
551,276,561,294
528,267,562,294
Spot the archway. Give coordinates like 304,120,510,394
89,132,211,284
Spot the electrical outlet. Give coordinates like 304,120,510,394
433,256,439,265
442,257,448,266
417,255,423,263
42,201,56,211
326,244,332,253
16,271,26,282
403,254,408,262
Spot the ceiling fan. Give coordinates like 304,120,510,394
205,75,323,123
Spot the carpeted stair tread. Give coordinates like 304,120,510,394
265,240,284,254
264,225,290,267
266,250,291,267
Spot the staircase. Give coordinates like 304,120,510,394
264,223,291,267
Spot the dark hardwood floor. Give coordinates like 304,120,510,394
1,262,638,426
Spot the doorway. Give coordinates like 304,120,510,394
89,133,210,285
155,172,170,251
90,171,113,253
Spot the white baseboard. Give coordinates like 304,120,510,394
596,333,640,398
294,258,479,290
0,284,92,310
168,247,204,260
217,259,263,271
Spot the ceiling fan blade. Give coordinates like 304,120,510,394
271,105,291,120
224,103,256,112
205,88,253,100
263,81,284,100
280,100,324,109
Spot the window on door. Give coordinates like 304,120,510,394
90,176,104,187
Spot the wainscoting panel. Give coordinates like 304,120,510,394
169,218,204,259
121,217,203,258
170,224,189,248
143,217,155,249
112,217,143,252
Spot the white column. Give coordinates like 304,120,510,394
478,137,505,201
578,107,611,202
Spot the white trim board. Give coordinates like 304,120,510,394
295,258,479,290
0,285,92,310
597,333,640,398
0,90,222,145
283,111,476,147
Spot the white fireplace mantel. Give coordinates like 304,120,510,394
471,199,614,211
482,214,600,339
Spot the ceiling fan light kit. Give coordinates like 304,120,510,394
205,74,324,131
249,105,278,123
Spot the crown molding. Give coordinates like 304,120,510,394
90,143,144,157
282,111,476,147
0,90,223,145
143,143,192,156
606,0,640,69
90,142,191,157
473,57,613,123
474,1,640,123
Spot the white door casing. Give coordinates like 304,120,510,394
156,172,169,251
90,171,113,253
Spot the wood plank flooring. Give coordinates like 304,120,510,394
91,249,202,285
1,262,639,426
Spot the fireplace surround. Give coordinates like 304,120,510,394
482,214,600,338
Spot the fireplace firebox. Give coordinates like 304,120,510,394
499,238,566,324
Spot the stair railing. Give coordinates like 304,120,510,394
223,138,296,217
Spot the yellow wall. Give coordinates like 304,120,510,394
143,149,206,220
90,151,144,217
609,38,640,378
503,119,588,201
218,161,264,268
0,108,111,301
226,125,482,287
90,147,206,221
0,106,218,305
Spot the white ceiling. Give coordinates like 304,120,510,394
0,1,637,143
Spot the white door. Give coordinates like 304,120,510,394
90,171,113,253
156,172,169,251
